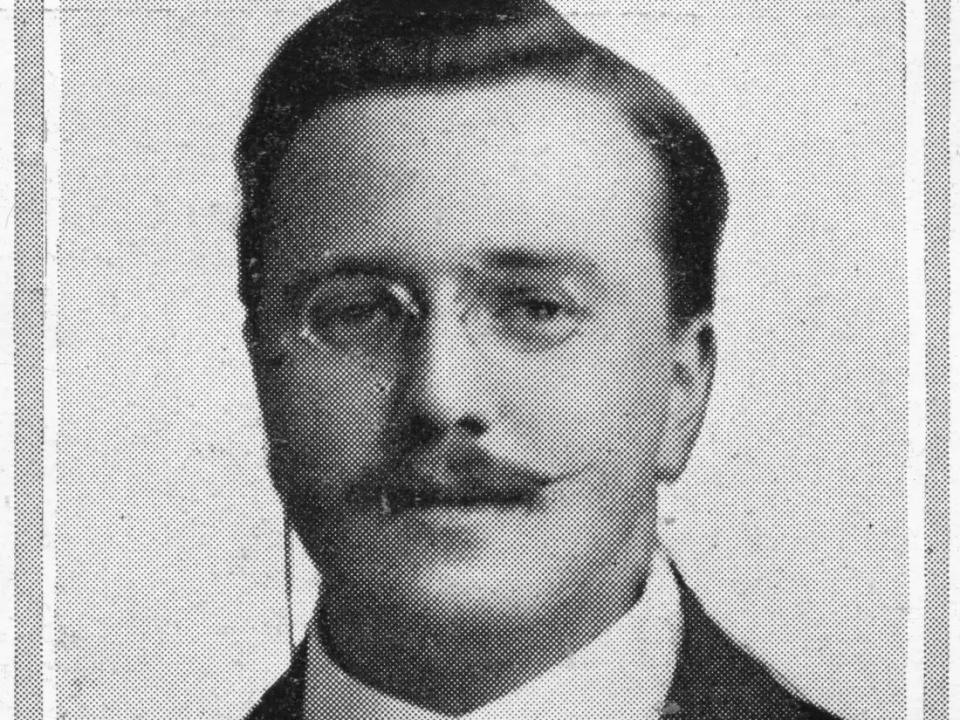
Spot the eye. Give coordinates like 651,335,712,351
330,296,401,325
496,293,574,328
298,279,420,352
513,296,564,322
478,284,587,353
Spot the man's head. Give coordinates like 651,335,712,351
238,0,726,673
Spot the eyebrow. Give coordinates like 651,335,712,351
474,249,599,277
280,247,602,295
282,255,405,286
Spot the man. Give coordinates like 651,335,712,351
238,1,840,718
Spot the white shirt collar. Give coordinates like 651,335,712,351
304,547,682,720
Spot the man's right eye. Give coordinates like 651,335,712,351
298,282,419,352
330,299,396,325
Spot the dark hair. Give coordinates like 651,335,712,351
235,0,727,320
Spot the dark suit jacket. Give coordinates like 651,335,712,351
245,569,841,720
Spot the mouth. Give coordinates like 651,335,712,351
373,484,537,517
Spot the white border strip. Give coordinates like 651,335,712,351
43,0,62,717
904,0,926,718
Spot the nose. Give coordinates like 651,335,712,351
392,304,491,450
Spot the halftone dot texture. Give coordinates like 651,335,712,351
923,0,949,717
14,0,46,718
56,2,906,720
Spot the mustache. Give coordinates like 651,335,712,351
349,448,582,510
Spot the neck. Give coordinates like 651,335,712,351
318,549,653,715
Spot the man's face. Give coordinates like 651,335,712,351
251,78,682,627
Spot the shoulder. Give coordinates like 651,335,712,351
667,567,843,720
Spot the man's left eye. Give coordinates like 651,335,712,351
482,289,586,353
513,297,566,322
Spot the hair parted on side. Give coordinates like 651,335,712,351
235,0,728,320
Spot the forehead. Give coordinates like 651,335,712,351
267,77,667,274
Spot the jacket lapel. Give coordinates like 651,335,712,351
665,565,836,720
244,640,308,720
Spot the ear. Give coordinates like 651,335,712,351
244,313,282,414
655,315,716,483
243,313,266,361
244,313,294,501
244,314,266,390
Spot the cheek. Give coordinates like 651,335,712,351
260,358,392,468
498,327,673,471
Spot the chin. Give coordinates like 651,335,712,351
322,545,552,628
412,561,554,622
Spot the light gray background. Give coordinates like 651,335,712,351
55,2,907,719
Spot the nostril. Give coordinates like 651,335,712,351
396,413,486,452
407,413,441,446
456,415,486,437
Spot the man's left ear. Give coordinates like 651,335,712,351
655,315,716,483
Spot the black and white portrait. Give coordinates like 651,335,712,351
48,1,912,719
